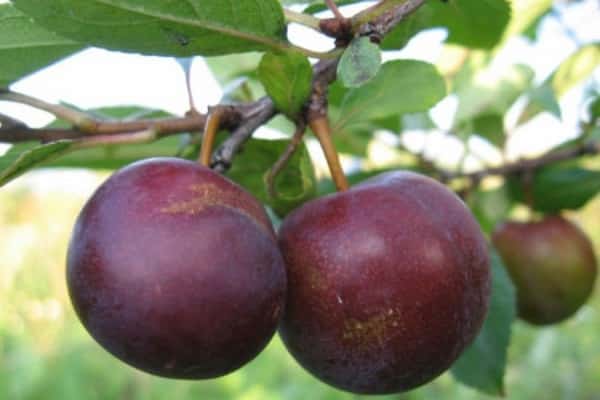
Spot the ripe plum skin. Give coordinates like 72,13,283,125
278,171,491,394
493,216,597,325
67,158,286,379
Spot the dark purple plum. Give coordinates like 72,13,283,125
278,171,490,394
493,216,597,325
67,158,286,379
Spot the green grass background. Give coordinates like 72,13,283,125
1,175,599,400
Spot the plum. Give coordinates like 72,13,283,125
67,158,286,379
493,216,597,325
278,171,491,394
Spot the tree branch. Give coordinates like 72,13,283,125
1,0,429,172
356,0,427,39
0,113,27,129
266,121,307,199
72,128,159,149
212,97,277,172
439,140,600,182
0,89,96,131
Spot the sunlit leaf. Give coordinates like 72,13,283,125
335,60,446,130
451,249,516,396
13,0,287,56
0,4,82,87
259,51,313,117
337,37,382,88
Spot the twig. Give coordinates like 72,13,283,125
325,0,346,21
266,121,307,198
0,127,95,143
356,0,427,38
440,140,600,182
72,128,158,149
0,89,96,132
212,98,277,172
0,113,27,129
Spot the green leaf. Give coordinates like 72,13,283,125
518,43,600,124
454,64,534,127
457,113,506,146
13,0,287,57
334,60,446,130
468,184,513,234
45,137,186,170
401,112,436,131
337,37,382,88
332,125,374,156
302,0,364,14
383,0,511,50
0,141,74,187
502,0,552,41
451,249,516,396
206,53,262,84
589,96,600,122
258,51,313,117
527,83,562,119
552,43,600,96
227,138,317,216
0,4,82,87
472,114,505,147
508,162,600,213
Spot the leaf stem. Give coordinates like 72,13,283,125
182,61,197,113
283,9,321,31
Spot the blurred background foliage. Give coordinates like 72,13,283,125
0,175,598,400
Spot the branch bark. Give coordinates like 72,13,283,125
439,140,600,182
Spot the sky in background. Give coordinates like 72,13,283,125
0,0,599,192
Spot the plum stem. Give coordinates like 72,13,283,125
310,116,349,192
199,108,224,167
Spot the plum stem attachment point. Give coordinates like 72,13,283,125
266,121,307,199
199,108,225,168
309,116,349,192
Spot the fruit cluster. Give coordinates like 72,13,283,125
66,157,596,394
